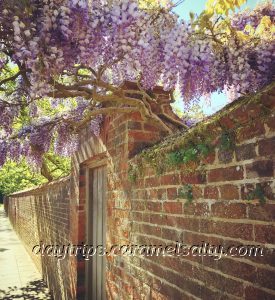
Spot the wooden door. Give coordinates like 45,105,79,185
86,165,107,300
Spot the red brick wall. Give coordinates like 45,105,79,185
5,84,275,300
103,86,275,299
5,177,78,300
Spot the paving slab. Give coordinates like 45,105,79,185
0,205,53,299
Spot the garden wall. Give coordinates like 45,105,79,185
5,83,275,300
4,177,78,300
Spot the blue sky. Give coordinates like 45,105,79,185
171,0,262,115
172,0,261,20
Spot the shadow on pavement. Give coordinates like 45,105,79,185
0,280,53,300
0,248,9,252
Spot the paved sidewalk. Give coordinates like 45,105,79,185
0,205,52,299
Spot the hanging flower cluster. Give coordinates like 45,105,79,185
0,0,274,166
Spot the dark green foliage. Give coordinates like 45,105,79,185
219,130,235,150
197,143,211,156
167,142,211,167
0,160,47,196
182,148,198,162
167,149,185,165
246,184,266,205
0,153,70,196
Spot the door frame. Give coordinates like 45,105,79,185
85,157,107,300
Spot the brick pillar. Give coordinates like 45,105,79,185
120,81,182,158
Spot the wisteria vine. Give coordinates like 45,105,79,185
0,0,274,169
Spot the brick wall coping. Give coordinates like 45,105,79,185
8,175,70,198
131,82,275,161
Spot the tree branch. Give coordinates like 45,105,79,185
45,76,183,134
41,159,54,182
0,70,23,87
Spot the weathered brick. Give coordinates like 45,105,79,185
143,123,161,132
265,115,275,132
257,267,275,290
259,137,275,156
255,224,275,244
232,245,275,268
259,181,274,200
160,174,180,185
142,212,150,222
183,202,210,217
218,115,235,129
219,184,239,200
128,121,143,130
201,220,253,240
208,166,244,182
131,189,146,200
235,143,256,161
192,186,203,199
211,202,247,219
167,187,177,200
163,202,182,214
129,111,144,122
139,224,162,237
245,102,267,118
193,266,244,297
145,177,160,187
202,152,216,164
245,285,275,300
132,201,146,211
231,106,250,123
204,186,219,199
218,149,234,163
237,122,265,143
216,258,257,283
162,228,182,241
129,130,159,142
166,216,200,231
146,188,166,200
246,160,273,178
146,201,162,212
155,280,188,300
181,173,206,184
149,213,164,225
260,93,275,110
248,204,275,222
150,262,205,299
161,257,193,277
135,178,145,189
114,209,129,219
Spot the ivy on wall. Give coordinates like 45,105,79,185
128,120,237,182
